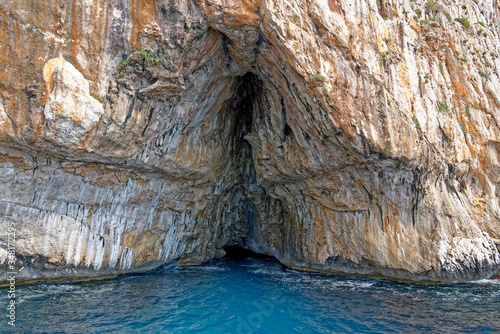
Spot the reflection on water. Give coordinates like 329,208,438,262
3,257,500,333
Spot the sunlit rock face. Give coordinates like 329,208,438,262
1,0,500,283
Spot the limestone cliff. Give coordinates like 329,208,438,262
1,0,500,283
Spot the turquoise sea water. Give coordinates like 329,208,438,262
3,255,500,333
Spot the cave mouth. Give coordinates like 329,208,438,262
216,72,265,251
214,72,284,265
222,245,273,260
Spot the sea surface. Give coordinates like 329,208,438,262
2,255,500,333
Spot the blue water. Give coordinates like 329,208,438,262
3,256,500,333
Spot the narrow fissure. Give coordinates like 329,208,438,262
220,72,263,250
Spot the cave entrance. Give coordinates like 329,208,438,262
223,245,272,260
215,72,284,263
217,72,262,250
232,72,259,140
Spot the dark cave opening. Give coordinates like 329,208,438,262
222,245,272,260
220,72,263,248
232,72,260,141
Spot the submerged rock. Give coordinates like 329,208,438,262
0,0,499,283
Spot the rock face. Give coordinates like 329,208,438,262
1,0,500,283
43,58,105,147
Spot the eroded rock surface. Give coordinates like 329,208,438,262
1,0,500,283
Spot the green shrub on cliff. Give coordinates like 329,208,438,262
455,17,470,28
437,101,448,111
118,50,163,76
90,93,102,102
312,73,326,81
134,50,162,64
118,58,127,76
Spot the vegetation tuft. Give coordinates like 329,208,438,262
118,50,163,76
312,73,326,81
437,101,448,111
90,93,102,102
455,17,470,28
134,50,162,63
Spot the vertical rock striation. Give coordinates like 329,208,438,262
0,0,500,283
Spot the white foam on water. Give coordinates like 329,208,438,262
469,279,500,286
251,268,291,276
182,265,227,271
